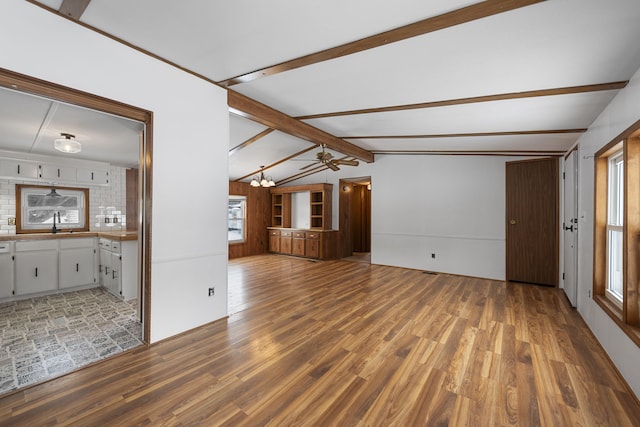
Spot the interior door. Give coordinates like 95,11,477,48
506,158,559,286
563,150,578,306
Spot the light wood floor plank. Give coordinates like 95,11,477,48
0,254,638,426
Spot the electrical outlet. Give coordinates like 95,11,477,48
8,217,16,226
208,287,215,297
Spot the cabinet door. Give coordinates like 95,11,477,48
99,248,112,287
59,248,95,289
292,238,305,256
269,231,281,252
0,253,14,298
77,168,109,185
280,236,292,254
15,251,58,295
110,252,122,297
305,238,319,259
0,159,38,179
39,163,76,182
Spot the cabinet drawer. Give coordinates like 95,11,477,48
281,230,292,237
270,230,280,236
98,238,111,250
16,240,58,251
110,241,121,253
0,242,11,253
306,232,320,240
293,231,306,238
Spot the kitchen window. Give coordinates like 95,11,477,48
228,196,246,243
16,184,89,233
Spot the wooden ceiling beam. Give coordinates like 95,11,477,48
343,129,587,139
59,0,92,20
229,128,274,156
297,81,629,120
218,0,545,87
228,90,374,163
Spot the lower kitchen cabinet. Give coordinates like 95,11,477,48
15,241,58,296
280,230,292,254
98,238,137,300
0,247,13,298
292,231,305,256
59,238,96,289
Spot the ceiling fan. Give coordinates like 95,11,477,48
299,144,359,171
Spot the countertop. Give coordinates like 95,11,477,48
0,231,138,242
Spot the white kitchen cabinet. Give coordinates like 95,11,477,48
0,158,38,179
98,238,137,300
77,167,109,185
59,238,96,289
0,242,14,298
15,244,58,296
39,163,77,182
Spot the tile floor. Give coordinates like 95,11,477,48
0,287,143,395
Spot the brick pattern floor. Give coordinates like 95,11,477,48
0,287,142,395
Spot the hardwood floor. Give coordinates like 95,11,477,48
0,254,639,426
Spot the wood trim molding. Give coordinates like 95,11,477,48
343,129,586,139
217,0,545,87
297,82,628,120
59,0,92,20
0,67,153,345
228,90,374,163
229,128,274,156
371,150,564,157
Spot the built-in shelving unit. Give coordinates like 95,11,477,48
271,193,291,228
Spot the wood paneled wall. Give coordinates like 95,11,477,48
125,168,138,231
228,181,271,259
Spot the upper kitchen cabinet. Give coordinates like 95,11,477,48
0,158,38,179
39,163,76,182
77,167,109,185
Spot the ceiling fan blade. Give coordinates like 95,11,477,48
334,159,359,166
326,161,340,171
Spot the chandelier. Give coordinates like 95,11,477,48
250,166,275,187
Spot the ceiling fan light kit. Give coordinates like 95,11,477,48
54,133,81,154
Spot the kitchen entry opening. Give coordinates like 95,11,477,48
0,67,153,395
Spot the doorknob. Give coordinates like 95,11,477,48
509,219,516,225
564,224,574,232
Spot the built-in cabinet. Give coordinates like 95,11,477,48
98,237,137,300
268,183,337,259
268,228,337,260
59,238,96,289
0,235,137,302
0,242,14,298
14,240,59,295
0,151,110,186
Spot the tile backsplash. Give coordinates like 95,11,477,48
0,165,128,235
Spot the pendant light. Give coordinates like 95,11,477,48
250,166,276,187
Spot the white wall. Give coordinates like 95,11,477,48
290,155,531,280
0,1,229,343
574,67,640,398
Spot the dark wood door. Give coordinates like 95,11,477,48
506,158,559,286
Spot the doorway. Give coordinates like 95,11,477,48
506,158,559,286
339,177,371,263
0,68,152,394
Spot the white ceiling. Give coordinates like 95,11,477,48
0,86,143,168
15,0,640,183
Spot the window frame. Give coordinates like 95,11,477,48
228,195,246,244
594,131,640,348
16,183,90,234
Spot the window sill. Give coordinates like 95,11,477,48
594,294,640,348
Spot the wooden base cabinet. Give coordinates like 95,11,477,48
268,227,337,260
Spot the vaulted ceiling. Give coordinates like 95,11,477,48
21,0,640,184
